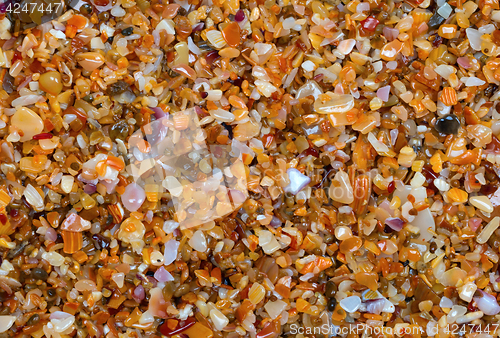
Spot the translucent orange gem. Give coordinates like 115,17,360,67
355,272,379,291
67,15,88,30
221,22,241,48
95,160,108,177
339,236,363,254
438,24,457,39
62,230,83,254
380,40,403,61
106,155,125,171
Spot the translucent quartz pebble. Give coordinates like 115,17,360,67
340,296,361,313
188,230,207,252
121,183,146,212
447,305,467,323
469,196,494,213
11,107,43,142
163,176,183,197
210,308,229,331
265,300,287,319
439,296,453,308
439,267,467,287
329,170,354,204
314,92,354,114
477,217,500,244
394,185,435,242
285,168,311,195
0,316,16,333
466,28,482,51
163,239,179,265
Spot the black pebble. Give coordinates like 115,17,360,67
384,225,394,233
221,122,233,139
428,13,445,29
80,3,92,15
31,268,48,281
106,80,129,96
47,288,56,298
435,115,460,135
325,281,337,298
327,298,337,311
26,314,40,326
121,27,134,36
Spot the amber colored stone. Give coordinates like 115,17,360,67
438,24,457,39
183,322,214,338
221,22,241,48
162,4,180,18
63,302,79,315
0,212,13,235
62,230,83,254
39,71,63,95
355,272,379,291
61,213,91,232
108,292,127,309
174,16,192,40
412,278,441,314
339,236,362,254
124,308,142,327
275,276,292,298
211,267,222,284
464,107,481,125
256,320,280,338
407,248,421,262
72,251,88,264
331,303,347,322
236,299,256,322
380,40,403,61
67,15,88,30
439,87,458,106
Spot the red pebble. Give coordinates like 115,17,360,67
361,17,380,31
32,133,53,140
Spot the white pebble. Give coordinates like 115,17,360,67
455,311,483,324
155,19,175,35
439,296,453,308
301,60,316,72
437,3,452,18
340,296,361,313
410,172,426,188
463,77,486,87
209,308,229,331
466,28,482,51
469,196,494,213
42,252,65,266
433,178,450,192
111,6,126,17
387,61,398,70
189,230,207,252
479,24,496,34
337,39,356,55
282,17,296,30
458,282,477,302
